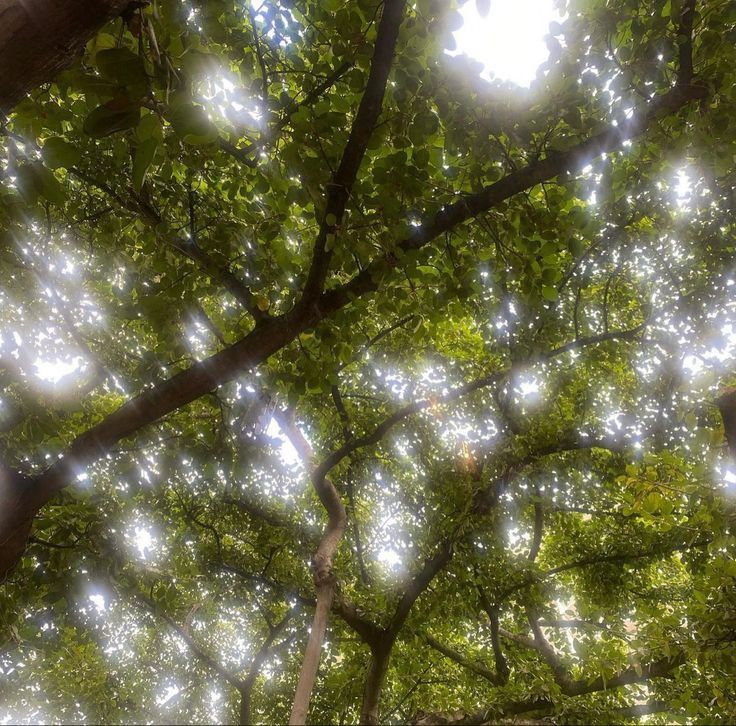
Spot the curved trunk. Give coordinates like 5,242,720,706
279,412,347,726
0,0,130,112
360,637,394,726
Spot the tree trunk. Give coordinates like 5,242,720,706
239,686,252,726
716,387,736,461
0,468,38,581
360,636,394,726
0,0,130,112
288,580,335,724
279,413,348,725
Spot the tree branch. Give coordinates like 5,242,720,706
495,536,712,603
415,651,685,723
247,4,269,106
476,584,511,685
423,633,503,686
0,0,130,112
69,167,265,320
135,591,247,692
299,0,407,303
390,539,453,634
528,497,544,564
677,0,698,85
318,80,707,317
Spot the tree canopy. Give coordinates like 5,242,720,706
1,0,736,723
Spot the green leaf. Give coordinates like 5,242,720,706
169,104,217,144
83,99,141,138
95,47,148,87
132,138,158,193
15,162,66,205
35,164,67,205
417,265,440,277
42,138,81,170
542,285,558,302
136,112,163,142
15,164,39,204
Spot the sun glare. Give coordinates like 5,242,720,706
34,356,83,384
132,526,156,560
449,0,563,86
377,547,402,570
265,416,301,468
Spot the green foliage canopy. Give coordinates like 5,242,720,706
1,0,736,723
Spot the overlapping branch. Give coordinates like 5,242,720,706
300,0,407,304
68,167,265,321
134,588,293,725
0,0,705,586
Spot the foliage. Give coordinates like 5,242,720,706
1,0,736,723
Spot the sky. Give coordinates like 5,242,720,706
448,0,563,86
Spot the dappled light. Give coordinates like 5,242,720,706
1,0,736,724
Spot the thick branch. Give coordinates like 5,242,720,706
564,650,686,697
677,0,697,85
527,613,577,692
528,498,544,563
300,0,407,303
239,610,293,725
390,539,453,634
477,587,509,684
716,387,736,461
414,651,684,723
0,0,130,112
318,81,707,316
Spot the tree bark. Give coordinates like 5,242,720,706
286,470,346,725
716,387,736,461
0,467,36,581
277,413,348,725
239,686,252,726
0,0,131,112
287,580,336,725
360,637,394,726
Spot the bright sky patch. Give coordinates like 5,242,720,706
449,0,563,86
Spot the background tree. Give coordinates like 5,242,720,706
1,0,736,723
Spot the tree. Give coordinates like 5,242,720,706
1,0,736,723
0,0,132,112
